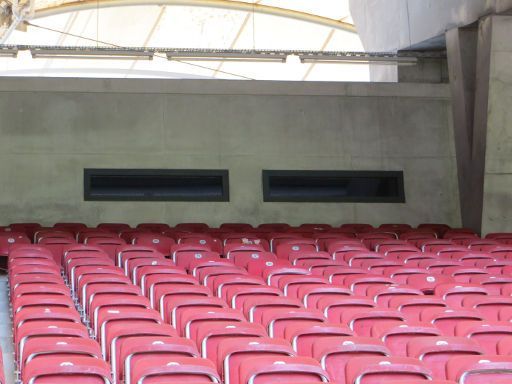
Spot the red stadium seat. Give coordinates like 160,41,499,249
443,266,488,283
22,356,112,384
38,237,76,263
283,322,353,356
227,285,282,309
469,275,512,295
119,336,199,384
179,234,222,253
97,223,131,233
395,252,437,267
107,322,177,381
296,284,351,309
34,229,74,243
446,355,512,383
317,295,375,323
276,242,318,260
13,307,81,339
16,321,89,363
366,284,422,307
193,262,247,286
321,266,366,284
161,295,225,326
21,336,102,372
343,274,395,295
343,251,383,266
174,222,210,232
463,296,512,321
228,250,276,269
195,321,266,359
341,223,374,233
53,222,87,235
135,264,186,294
171,244,220,270
328,242,368,261
418,239,454,252
241,296,303,323
435,283,489,308
259,308,325,338
136,223,171,232
417,223,451,237
277,275,328,297
312,336,390,384
220,223,254,232
345,356,432,383
268,234,308,252
9,223,42,238
388,295,448,321
406,273,454,294
217,338,295,384
239,356,329,384
132,233,175,256
385,267,428,284
129,356,220,384
222,234,269,250
455,321,512,354
420,307,485,336
370,322,441,356
341,308,405,336
0,232,31,256
180,308,245,339
407,336,484,379
78,229,118,244
147,273,200,309
116,246,164,271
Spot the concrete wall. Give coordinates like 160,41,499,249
482,15,512,233
0,78,460,227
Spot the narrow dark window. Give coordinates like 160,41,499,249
84,169,229,201
262,170,405,203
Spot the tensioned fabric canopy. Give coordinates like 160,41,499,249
0,0,369,80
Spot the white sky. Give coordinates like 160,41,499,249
0,0,370,81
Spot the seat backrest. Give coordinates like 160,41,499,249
217,338,295,384
407,336,484,380
239,356,330,384
446,355,512,384
345,356,432,384
312,336,390,384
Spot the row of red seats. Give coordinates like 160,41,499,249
74,242,512,382
3,222,512,266
8,229,512,383
9,247,112,383
72,245,335,384
10,245,328,384
2,222,455,235
3,221,511,250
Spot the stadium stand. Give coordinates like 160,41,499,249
4,222,512,383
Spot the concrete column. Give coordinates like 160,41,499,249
481,15,512,233
446,25,485,233
447,15,512,234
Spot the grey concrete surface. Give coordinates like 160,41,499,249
398,58,449,84
0,276,14,384
446,25,485,233
0,78,460,227
349,0,512,52
482,15,512,233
